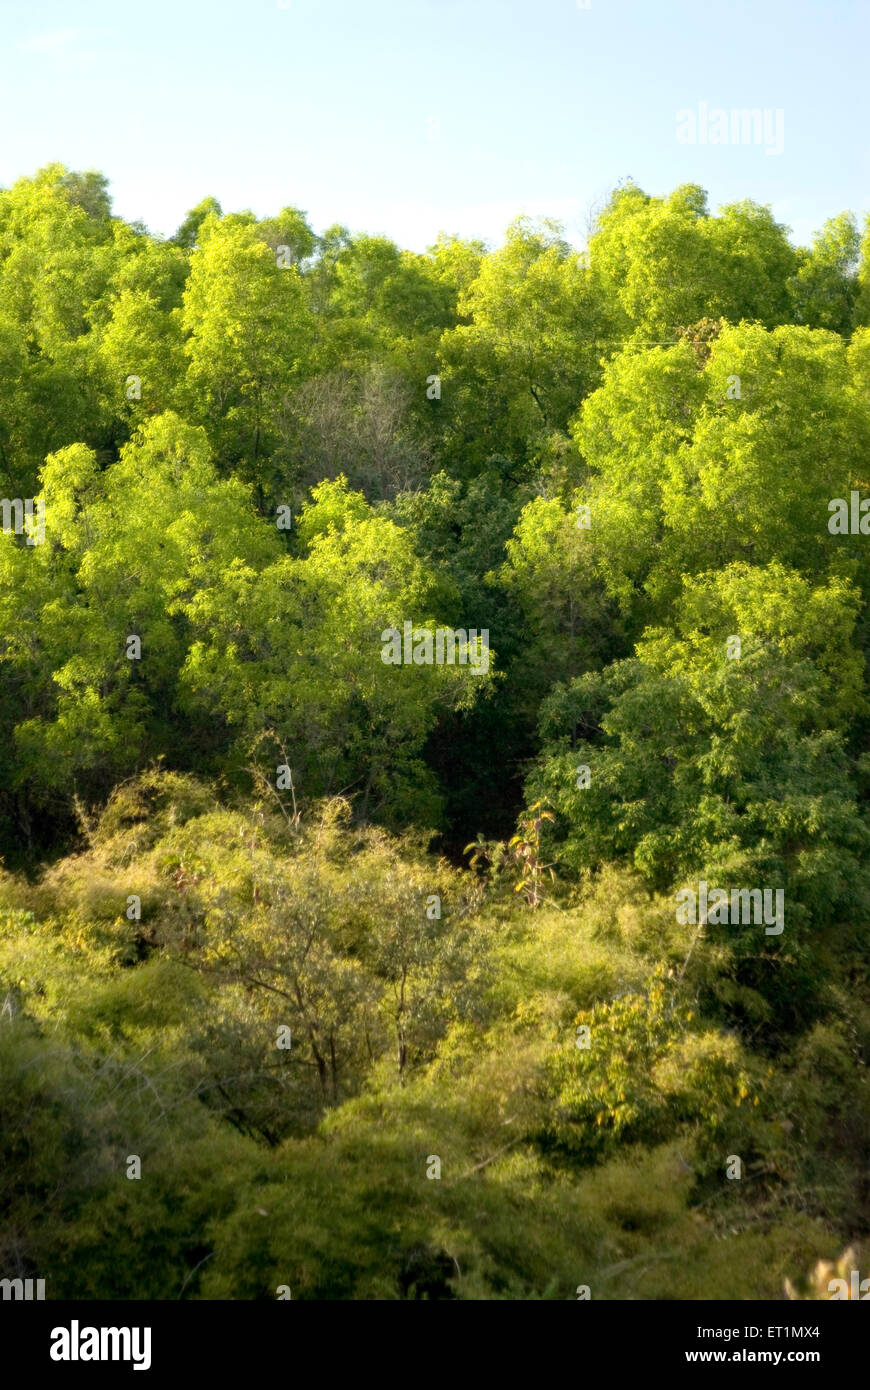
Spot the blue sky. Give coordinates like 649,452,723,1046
1,0,867,251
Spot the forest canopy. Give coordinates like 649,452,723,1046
1,165,869,1299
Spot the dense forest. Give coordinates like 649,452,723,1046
2,163,870,1299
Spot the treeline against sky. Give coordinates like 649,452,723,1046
1,166,870,1298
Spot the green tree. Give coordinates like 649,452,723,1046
438,216,610,475
171,195,223,248
588,183,797,341
181,212,313,494
573,324,870,623
529,562,868,923
788,213,861,334
178,478,493,825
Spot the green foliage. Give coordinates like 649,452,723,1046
788,213,861,334
530,564,870,943
437,216,612,474
181,213,314,491
588,183,798,340
573,323,870,624
1,168,869,1300
543,965,759,1162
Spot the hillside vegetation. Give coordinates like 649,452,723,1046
2,166,869,1298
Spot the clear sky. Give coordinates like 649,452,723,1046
0,0,867,251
